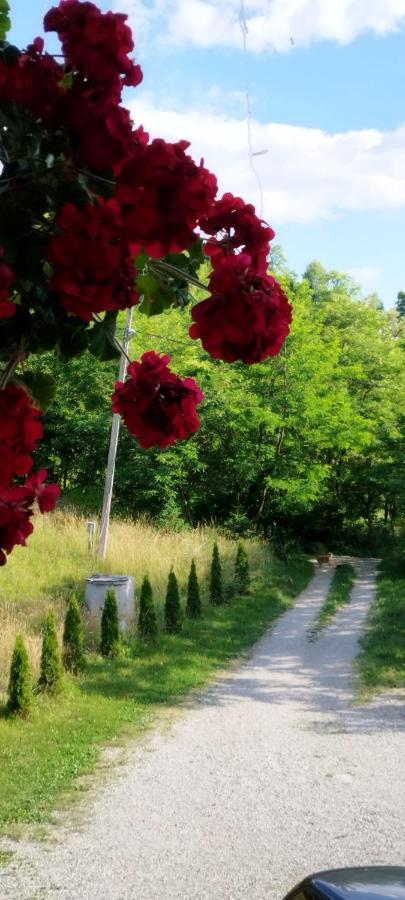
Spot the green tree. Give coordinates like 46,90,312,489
186,559,202,618
7,635,32,717
63,595,85,673
39,610,62,692
235,542,250,594
164,570,182,634
210,542,223,605
100,589,120,657
138,576,158,642
396,291,405,318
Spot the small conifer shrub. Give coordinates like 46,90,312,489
210,542,223,605
39,609,62,692
235,542,250,594
100,588,120,657
164,569,182,634
7,635,32,717
138,576,158,642
186,559,202,618
63,595,85,673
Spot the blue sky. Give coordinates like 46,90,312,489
11,0,405,307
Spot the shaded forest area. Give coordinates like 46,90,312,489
33,257,405,552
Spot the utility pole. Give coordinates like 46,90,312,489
98,308,134,560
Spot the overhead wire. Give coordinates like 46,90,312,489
238,0,266,217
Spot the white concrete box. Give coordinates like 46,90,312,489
85,574,135,631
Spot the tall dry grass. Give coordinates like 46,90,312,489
0,511,266,696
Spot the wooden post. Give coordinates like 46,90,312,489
97,308,133,560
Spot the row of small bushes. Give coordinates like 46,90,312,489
6,542,250,718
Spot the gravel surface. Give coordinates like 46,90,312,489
2,557,405,900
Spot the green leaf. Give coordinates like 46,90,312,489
57,324,89,361
21,371,56,411
88,311,120,361
136,272,174,317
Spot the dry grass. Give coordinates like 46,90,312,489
0,511,266,697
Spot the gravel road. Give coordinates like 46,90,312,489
2,557,405,900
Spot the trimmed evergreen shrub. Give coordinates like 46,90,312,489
164,569,182,634
7,634,32,717
235,542,250,594
100,588,120,657
63,595,85,673
210,542,223,605
39,609,62,692
186,559,202,619
138,576,158,642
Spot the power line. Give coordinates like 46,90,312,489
238,0,267,217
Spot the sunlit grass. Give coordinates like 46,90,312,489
308,563,355,639
359,552,405,689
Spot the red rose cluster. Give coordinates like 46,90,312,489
0,250,15,319
0,37,64,127
200,192,275,272
0,385,60,564
47,200,139,321
44,0,142,174
112,351,204,449
116,138,218,258
190,254,292,364
189,193,292,363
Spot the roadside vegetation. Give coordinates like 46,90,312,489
359,550,405,690
308,563,356,639
0,513,312,830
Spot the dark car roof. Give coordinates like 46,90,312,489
303,867,405,900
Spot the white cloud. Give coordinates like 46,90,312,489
119,0,405,52
128,96,405,226
348,266,383,286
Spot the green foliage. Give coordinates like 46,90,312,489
7,635,31,717
359,550,405,689
0,2,11,40
235,542,250,594
164,570,182,634
39,610,62,692
210,542,223,605
100,589,120,657
396,291,405,318
186,559,202,618
63,595,85,674
29,257,405,546
308,563,355,638
0,552,312,828
138,576,158,642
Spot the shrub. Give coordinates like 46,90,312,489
186,559,202,618
100,588,120,657
210,542,223,605
39,610,62,692
63,595,85,673
138,576,158,642
235,542,250,594
165,569,182,634
7,635,32,717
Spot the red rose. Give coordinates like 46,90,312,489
112,351,204,449
0,39,64,126
47,199,139,321
62,81,135,174
0,486,34,565
116,138,217,257
25,468,61,513
200,192,275,273
0,469,59,564
44,0,142,93
189,254,292,364
0,250,15,319
0,385,43,487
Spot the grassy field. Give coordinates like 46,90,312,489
0,513,313,830
308,563,356,639
359,551,405,690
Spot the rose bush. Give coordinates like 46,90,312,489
0,0,291,562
